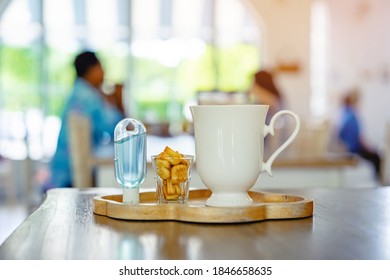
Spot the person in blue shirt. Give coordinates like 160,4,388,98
44,51,124,191
338,89,381,180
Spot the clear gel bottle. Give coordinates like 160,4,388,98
114,118,147,204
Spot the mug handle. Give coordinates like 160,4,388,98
261,110,301,176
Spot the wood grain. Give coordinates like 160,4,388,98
2,187,390,260
92,189,313,223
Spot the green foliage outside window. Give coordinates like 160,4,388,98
0,43,259,122
131,43,260,122
45,48,75,116
0,45,74,115
0,46,40,110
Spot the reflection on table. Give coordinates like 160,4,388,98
1,187,390,259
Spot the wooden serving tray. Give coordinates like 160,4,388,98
93,189,314,223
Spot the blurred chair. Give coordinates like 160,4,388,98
268,118,332,158
0,158,16,204
294,118,332,157
67,113,113,188
381,122,390,185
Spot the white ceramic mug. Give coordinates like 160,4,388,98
190,105,300,207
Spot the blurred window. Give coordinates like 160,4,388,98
310,0,329,117
0,0,260,160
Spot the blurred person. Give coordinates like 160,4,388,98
248,70,288,157
43,51,125,191
338,88,382,181
248,70,285,123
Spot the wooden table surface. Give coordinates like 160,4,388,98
1,186,390,260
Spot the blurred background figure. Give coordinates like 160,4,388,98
248,70,288,157
42,51,125,191
338,88,382,181
248,70,285,123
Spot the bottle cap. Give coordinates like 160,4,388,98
122,188,139,204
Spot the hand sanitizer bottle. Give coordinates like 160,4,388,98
114,118,147,204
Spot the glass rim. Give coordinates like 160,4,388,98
151,154,194,160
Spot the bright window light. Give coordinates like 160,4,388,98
310,0,329,117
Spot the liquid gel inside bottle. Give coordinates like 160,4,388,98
114,118,147,204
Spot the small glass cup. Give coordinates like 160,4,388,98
151,154,194,204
